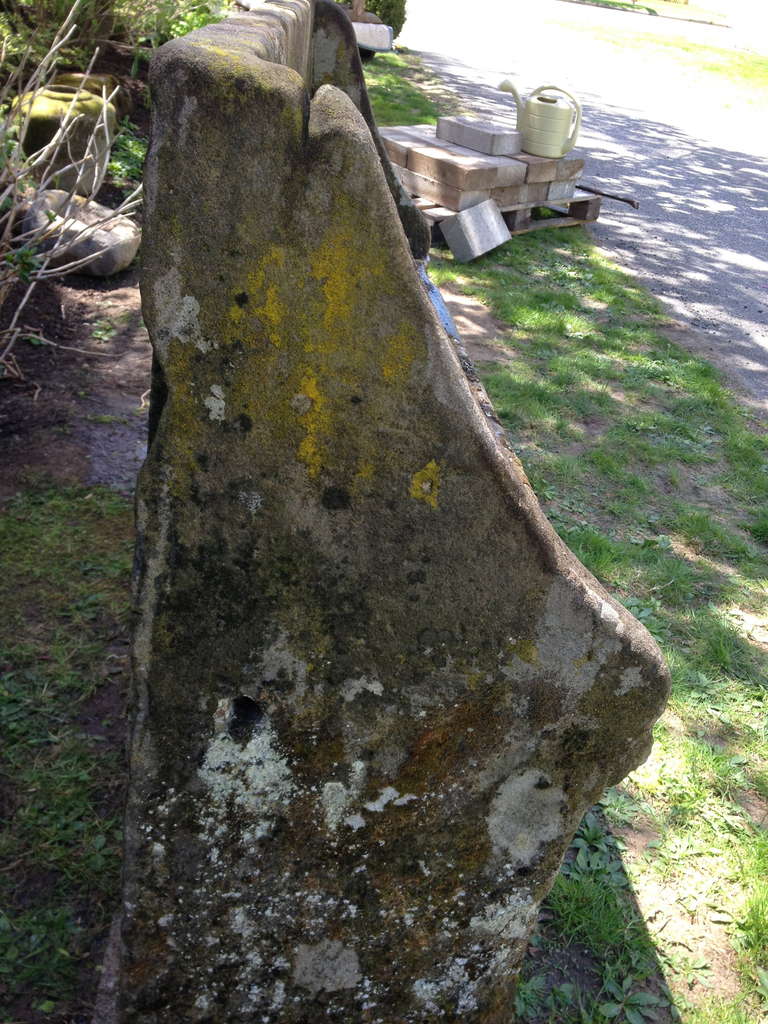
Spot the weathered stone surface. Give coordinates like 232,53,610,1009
118,4,669,1021
23,190,140,276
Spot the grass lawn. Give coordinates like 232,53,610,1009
367,50,768,1024
0,487,133,1020
566,23,768,108
558,0,728,27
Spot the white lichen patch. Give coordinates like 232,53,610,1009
487,769,565,864
204,384,226,422
533,580,622,696
198,717,294,841
321,760,366,832
364,786,399,812
344,813,366,831
293,940,361,995
413,958,477,1015
616,665,644,696
470,889,536,940
342,675,384,702
153,267,213,356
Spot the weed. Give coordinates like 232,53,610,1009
108,118,148,187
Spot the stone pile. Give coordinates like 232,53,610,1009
380,119,599,261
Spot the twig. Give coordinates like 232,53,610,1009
577,183,640,210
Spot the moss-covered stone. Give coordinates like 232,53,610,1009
13,86,116,194
116,3,669,1021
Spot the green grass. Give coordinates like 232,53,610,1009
363,51,450,126
0,485,132,1020
559,0,728,25
572,23,768,102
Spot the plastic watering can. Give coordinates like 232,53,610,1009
499,81,581,159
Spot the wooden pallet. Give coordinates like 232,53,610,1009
413,192,602,241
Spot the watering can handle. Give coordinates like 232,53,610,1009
528,85,582,154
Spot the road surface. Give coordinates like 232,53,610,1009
397,0,768,408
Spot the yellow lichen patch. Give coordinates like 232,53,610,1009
296,372,330,478
381,327,417,385
310,226,356,337
410,460,440,509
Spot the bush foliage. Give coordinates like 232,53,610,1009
366,0,406,38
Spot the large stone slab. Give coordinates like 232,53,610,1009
117,3,669,1020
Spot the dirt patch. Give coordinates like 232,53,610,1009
439,281,516,365
615,823,743,1006
0,270,151,502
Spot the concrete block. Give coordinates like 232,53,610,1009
491,181,549,210
394,165,490,211
556,156,584,181
440,199,511,262
548,180,577,202
407,140,526,190
352,21,393,51
381,135,408,166
379,124,437,147
510,153,559,183
436,115,522,156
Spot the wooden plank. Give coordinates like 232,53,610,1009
394,165,490,212
568,196,602,221
507,215,582,236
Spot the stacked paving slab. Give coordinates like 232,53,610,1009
380,118,599,261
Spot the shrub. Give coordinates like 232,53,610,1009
366,0,406,37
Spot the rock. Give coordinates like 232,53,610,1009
23,190,140,276
12,86,116,195
114,2,669,1021
51,72,132,119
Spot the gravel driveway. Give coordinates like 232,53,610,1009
398,0,768,409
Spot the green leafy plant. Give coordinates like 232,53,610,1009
599,977,665,1024
107,117,147,186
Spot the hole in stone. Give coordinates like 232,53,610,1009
234,291,249,307
321,486,351,510
228,695,264,743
